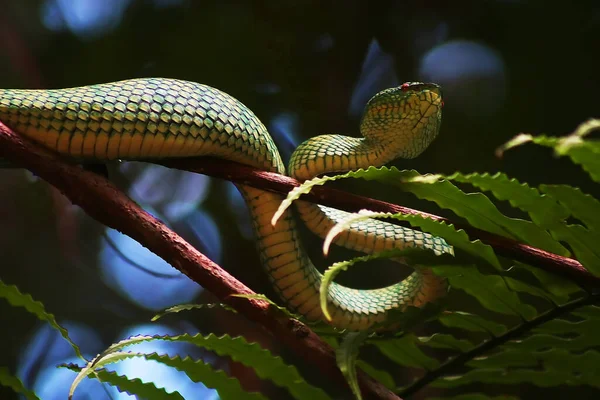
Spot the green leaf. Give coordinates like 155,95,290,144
433,265,538,320
467,348,538,369
0,366,39,400
276,166,558,259
535,315,600,341
320,335,339,349
501,275,556,304
229,293,273,302
562,141,600,182
433,367,566,388
540,184,600,231
336,332,369,400
496,133,537,156
453,348,600,388
550,223,600,275
0,279,83,359
519,310,600,352
70,352,141,399
143,353,268,400
64,365,184,400
438,311,507,336
513,262,582,304
444,172,600,273
355,361,396,390
178,334,329,400
504,333,598,352
444,171,569,255
498,120,600,182
231,293,301,319
152,303,237,321
324,209,501,270
68,351,266,400
396,171,562,252
417,333,474,352
98,334,329,400
371,334,439,370
572,304,600,318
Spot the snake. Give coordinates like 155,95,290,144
0,78,452,331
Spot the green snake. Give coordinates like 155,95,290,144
0,78,452,331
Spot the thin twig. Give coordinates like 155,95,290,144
0,122,399,400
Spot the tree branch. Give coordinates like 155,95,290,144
0,122,399,400
158,158,598,289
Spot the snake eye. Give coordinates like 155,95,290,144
400,82,436,92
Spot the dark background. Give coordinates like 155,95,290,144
1,1,599,399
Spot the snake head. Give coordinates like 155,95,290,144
360,82,443,159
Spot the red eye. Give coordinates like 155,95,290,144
400,83,410,91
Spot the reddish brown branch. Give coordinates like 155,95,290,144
159,158,599,289
0,123,399,400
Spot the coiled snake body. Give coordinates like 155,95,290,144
0,78,452,330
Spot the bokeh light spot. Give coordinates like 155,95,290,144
99,212,203,310
349,39,399,117
419,40,507,116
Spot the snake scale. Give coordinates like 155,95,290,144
0,78,452,330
